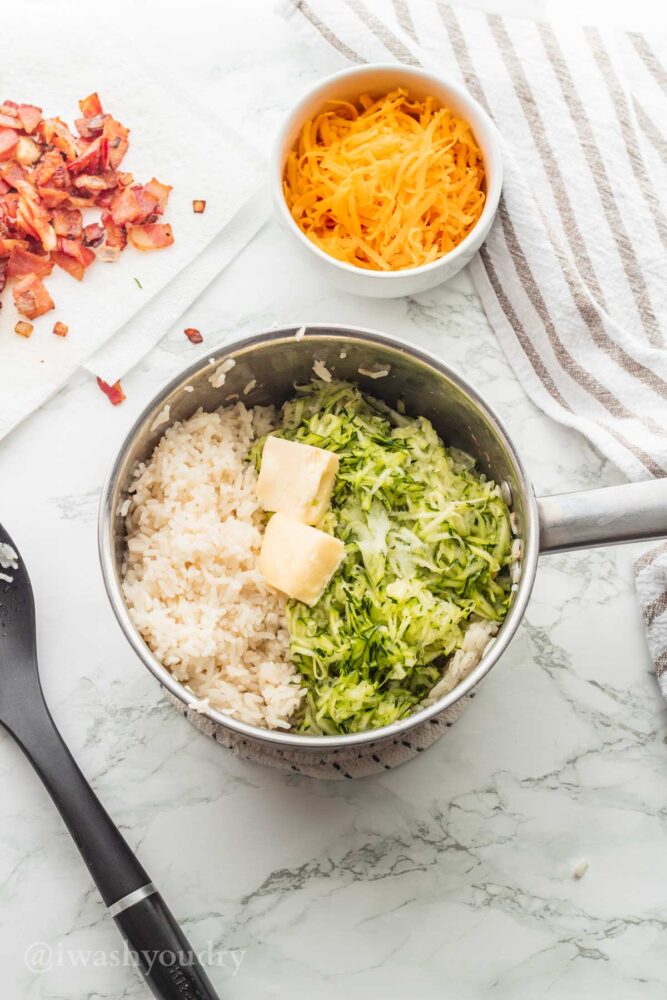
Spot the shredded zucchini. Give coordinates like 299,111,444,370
255,382,513,735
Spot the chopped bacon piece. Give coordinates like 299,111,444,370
0,114,19,129
127,223,174,251
97,376,125,405
52,208,83,239
15,136,42,165
38,188,70,209
7,246,54,278
58,237,95,268
72,171,118,193
0,237,27,256
184,327,203,344
2,160,27,187
40,118,78,161
15,320,34,337
79,93,103,119
51,251,84,281
103,116,129,169
192,199,206,214
68,136,108,175
82,221,105,247
15,182,56,251
101,211,127,253
34,150,69,190
12,273,54,319
53,321,68,337
0,129,19,161
17,104,42,134
0,102,18,117
132,186,159,221
109,186,142,226
145,178,172,215
75,115,105,139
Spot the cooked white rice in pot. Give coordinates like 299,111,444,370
121,402,305,730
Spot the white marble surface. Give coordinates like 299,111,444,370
1,1,667,997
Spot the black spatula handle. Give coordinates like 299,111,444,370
5,697,221,1000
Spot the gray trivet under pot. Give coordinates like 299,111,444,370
164,689,474,779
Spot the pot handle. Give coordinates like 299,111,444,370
537,479,667,553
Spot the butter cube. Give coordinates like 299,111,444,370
256,436,339,525
259,513,345,606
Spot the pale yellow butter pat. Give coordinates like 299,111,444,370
256,436,339,525
259,513,345,606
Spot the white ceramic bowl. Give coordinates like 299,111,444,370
271,63,503,299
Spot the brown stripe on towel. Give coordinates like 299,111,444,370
643,589,667,629
436,2,490,111
628,32,667,97
287,0,365,62
587,26,667,258
343,0,419,64
657,648,667,678
392,0,418,42
635,541,667,575
538,22,664,351
632,97,667,164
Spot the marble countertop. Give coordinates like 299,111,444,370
2,1,667,998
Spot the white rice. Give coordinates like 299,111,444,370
313,359,333,382
358,364,390,379
209,357,236,389
0,542,18,570
150,404,171,432
421,620,498,706
0,541,18,584
121,402,305,730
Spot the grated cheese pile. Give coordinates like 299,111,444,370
283,88,486,271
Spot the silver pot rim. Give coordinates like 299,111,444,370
98,325,540,751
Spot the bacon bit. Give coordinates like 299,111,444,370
103,117,129,169
184,327,203,344
52,207,83,239
12,274,54,319
7,246,54,279
127,222,173,251
33,149,68,189
15,320,33,337
0,129,19,161
58,237,95,268
101,211,127,254
68,135,108,175
0,101,18,116
17,104,42,134
51,250,85,281
79,92,103,119
52,321,68,337
97,376,125,405
192,199,206,214
0,114,19,129
39,118,78,161
15,136,41,165
145,178,172,214
82,221,105,247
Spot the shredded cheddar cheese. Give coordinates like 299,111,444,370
283,89,486,271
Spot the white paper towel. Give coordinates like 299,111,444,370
0,12,265,437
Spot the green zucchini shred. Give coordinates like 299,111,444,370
257,382,513,735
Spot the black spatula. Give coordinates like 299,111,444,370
0,524,221,1000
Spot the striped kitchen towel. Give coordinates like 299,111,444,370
281,0,667,687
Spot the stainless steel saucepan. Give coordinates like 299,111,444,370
99,326,667,756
